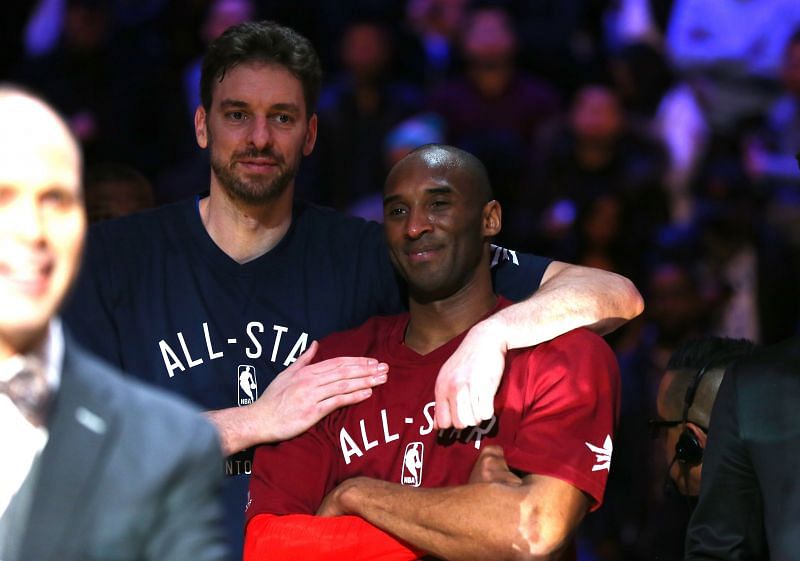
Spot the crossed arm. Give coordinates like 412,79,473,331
210,262,641,454
245,446,590,561
322,446,589,561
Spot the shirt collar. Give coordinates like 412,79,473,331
0,319,63,391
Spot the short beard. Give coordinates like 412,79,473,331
210,154,294,205
206,124,297,205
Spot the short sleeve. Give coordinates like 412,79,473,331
489,244,551,302
246,424,340,524
503,328,620,509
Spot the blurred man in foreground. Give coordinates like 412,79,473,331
0,85,227,561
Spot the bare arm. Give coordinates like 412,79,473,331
501,260,643,343
436,261,642,427
318,446,590,561
207,341,389,455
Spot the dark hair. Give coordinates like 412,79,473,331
200,20,322,116
667,336,756,372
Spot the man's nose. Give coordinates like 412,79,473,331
12,197,45,244
406,206,432,239
249,117,272,149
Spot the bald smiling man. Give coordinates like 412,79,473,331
245,145,621,561
0,85,228,561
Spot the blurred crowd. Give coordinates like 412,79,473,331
4,0,800,559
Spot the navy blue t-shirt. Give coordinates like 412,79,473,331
63,197,550,556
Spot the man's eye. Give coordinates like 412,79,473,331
227,111,247,121
431,199,450,208
386,206,407,217
273,114,292,124
42,189,75,208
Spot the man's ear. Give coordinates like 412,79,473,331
686,422,708,450
482,200,502,237
303,113,318,156
195,106,208,149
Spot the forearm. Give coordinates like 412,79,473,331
332,478,582,561
206,406,271,456
490,262,643,349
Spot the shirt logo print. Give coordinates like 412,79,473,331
585,435,613,472
238,365,258,406
401,442,424,486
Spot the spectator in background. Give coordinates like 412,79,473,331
84,163,156,223
746,29,800,259
428,5,559,215
531,83,669,264
646,336,755,561
398,0,468,86
656,0,800,224
745,29,800,186
692,157,800,344
14,0,179,180
307,18,423,209
665,0,800,134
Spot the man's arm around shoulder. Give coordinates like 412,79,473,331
435,261,641,428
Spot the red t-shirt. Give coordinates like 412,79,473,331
248,298,620,524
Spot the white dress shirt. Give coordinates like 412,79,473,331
0,319,64,524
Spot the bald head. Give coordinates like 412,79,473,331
382,143,501,303
386,144,493,206
0,87,81,217
0,86,81,175
0,85,86,358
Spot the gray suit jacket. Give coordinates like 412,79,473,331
16,338,229,561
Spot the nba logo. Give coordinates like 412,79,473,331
401,442,424,487
237,365,258,406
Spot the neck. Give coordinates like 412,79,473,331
0,326,47,361
201,179,294,264
404,264,496,355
